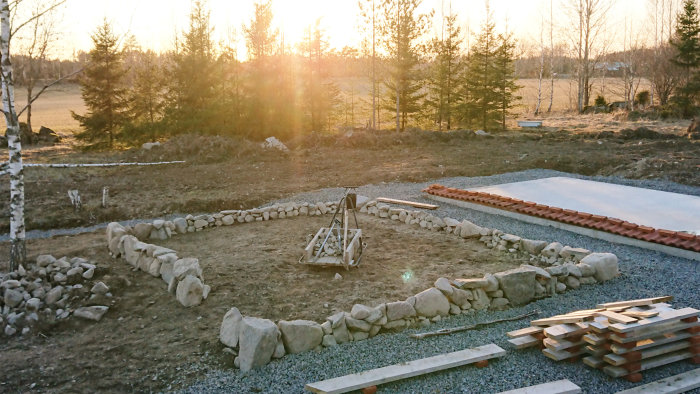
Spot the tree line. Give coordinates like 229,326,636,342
72,0,520,149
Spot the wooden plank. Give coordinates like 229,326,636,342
532,315,588,326
597,296,674,309
583,356,607,369
544,337,585,352
603,350,693,378
544,323,589,340
497,379,582,394
611,332,694,355
609,308,700,333
604,340,691,366
583,333,609,346
542,347,586,361
507,326,543,338
305,344,505,394
508,335,541,349
596,311,638,325
621,310,660,319
615,368,700,394
586,345,610,357
376,197,439,210
610,321,699,343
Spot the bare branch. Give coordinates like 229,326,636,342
9,0,63,38
17,67,82,117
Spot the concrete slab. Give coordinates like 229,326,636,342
470,177,700,234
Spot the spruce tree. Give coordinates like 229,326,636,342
164,0,219,134
71,19,128,149
123,50,165,143
494,31,521,130
670,0,700,116
426,12,462,130
378,0,431,131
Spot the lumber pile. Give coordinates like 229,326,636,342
506,296,700,383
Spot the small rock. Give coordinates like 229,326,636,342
90,282,109,295
175,275,204,307
350,304,372,320
322,334,337,347
334,273,343,280
82,268,95,279
3,289,23,308
220,307,243,348
74,306,109,321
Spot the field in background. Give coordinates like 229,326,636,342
12,77,653,137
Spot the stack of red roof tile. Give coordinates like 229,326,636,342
423,184,700,253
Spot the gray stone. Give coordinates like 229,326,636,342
460,220,486,238
25,298,41,312
565,263,582,278
173,258,202,281
483,274,500,292
90,282,109,295
447,287,473,308
82,268,95,280
488,290,504,298
222,215,235,226
434,277,453,295
45,286,63,305
220,307,243,348
194,219,208,229
175,275,204,307
413,288,450,317
580,253,619,282
556,282,567,292
326,312,345,329
559,246,591,260
449,303,461,315
541,242,564,258
133,223,153,240
566,276,581,289
579,276,597,285
320,321,332,335
5,325,16,336
345,315,371,332
495,268,536,306
453,278,488,289
545,265,568,276
519,264,551,279
153,219,165,230
352,331,369,341
278,320,323,354
322,334,337,347
382,319,407,330
331,319,350,344
471,288,490,310
577,263,596,277
350,304,372,320
272,339,286,359
3,289,22,308
365,304,385,324
386,301,416,321
490,297,509,310
74,306,109,321
202,285,211,299
36,255,56,267
501,234,521,243
521,239,548,254
238,317,279,372
173,217,187,234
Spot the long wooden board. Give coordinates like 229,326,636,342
508,335,541,349
542,347,586,361
608,308,699,333
615,368,700,394
532,315,590,326
376,197,439,210
497,379,582,394
597,296,674,309
596,311,638,325
603,350,694,378
611,331,694,354
604,340,692,366
609,321,699,343
305,344,505,394
544,337,585,352
544,323,589,340
507,326,543,338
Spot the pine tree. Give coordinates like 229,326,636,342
670,0,700,116
378,0,431,132
71,20,129,149
425,11,462,130
494,31,521,130
164,0,219,134
123,50,165,143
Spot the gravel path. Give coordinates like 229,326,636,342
178,169,699,394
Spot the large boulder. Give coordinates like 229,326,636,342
175,275,204,307
278,320,323,354
521,239,548,255
494,268,536,306
132,223,153,241
173,258,202,280
238,317,280,372
541,242,563,258
413,288,450,317
220,307,243,348
580,253,619,282
471,288,490,310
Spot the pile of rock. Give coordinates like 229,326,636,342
218,252,619,371
1,254,111,336
106,222,210,307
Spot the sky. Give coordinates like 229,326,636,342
37,0,653,60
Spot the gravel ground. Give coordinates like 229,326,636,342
178,169,700,394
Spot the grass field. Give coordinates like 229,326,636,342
13,83,84,135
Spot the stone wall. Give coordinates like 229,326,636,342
105,197,619,370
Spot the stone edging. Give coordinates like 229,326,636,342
105,197,619,371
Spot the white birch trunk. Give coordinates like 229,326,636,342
1,0,26,270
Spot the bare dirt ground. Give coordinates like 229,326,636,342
0,214,527,393
1,115,698,236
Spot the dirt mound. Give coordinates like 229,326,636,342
287,128,477,150
130,134,270,163
617,127,665,140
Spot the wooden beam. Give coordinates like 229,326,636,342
531,315,589,326
508,335,540,349
507,326,543,338
305,344,505,394
596,296,673,309
497,379,581,394
614,368,700,394
376,197,439,210
608,307,699,333
596,311,638,325
603,350,693,378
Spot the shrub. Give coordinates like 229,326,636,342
594,95,607,107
